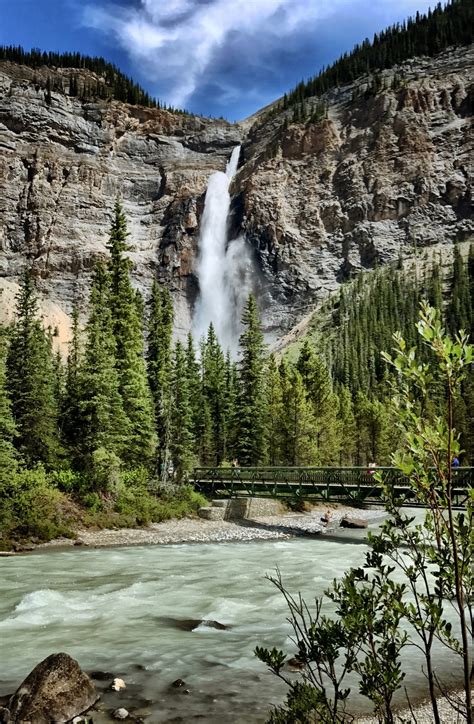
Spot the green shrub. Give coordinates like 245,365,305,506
49,468,82,493
120,467,149,488
81,491,103,512
91,447,121,492
0,466,76,545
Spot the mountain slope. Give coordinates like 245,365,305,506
0,38,472,344
235,44,473,336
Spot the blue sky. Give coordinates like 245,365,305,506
0,0,436,120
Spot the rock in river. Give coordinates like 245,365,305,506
340,516,368,529
113,708,129,720
8,653,98,724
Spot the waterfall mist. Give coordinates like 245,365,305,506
193,146,255,354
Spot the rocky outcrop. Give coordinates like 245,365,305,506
0,60,240,339
0,46,472,341
7,652,98,723
236,45,473,333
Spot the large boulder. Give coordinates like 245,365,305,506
340,516,368,529
8,653,98,723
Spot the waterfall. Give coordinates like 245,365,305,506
193,146,254,352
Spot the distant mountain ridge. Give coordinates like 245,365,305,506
0,45,170,111
0,12,472,347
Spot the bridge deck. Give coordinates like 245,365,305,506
193,466,473,507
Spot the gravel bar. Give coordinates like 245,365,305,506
356,690,467,723
37,504,387,549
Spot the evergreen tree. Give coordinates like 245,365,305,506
279,362,317,465
62,303,82,455
448,245,472,336
0,328,17,482
76,263,128,475
337,386,356,465
265,354,283,465
222,351,238,462
184,332,205,460
7,268,59,467
297,339,339,463
201,324,226,464
107,200,156,468
236,295,267,465
354,392,391,465
170,341,195,479
195,398,214,466
147,280,174,473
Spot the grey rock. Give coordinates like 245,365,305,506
171,679,187,688
340,516,369,529
8,652,98,724
237,45,474,334
0,45,472,342
113,708,129,720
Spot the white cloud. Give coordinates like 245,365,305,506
82,0,348,107
82,0,434,112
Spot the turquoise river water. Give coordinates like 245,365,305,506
0,518,461,722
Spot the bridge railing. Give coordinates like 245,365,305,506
192,466,473,506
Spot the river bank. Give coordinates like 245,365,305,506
32,503,387,551
356,689,467,723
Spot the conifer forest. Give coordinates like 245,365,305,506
1,202,472,545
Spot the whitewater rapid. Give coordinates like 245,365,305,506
0,529,462,722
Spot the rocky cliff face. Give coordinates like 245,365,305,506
235,45,473,334
0,46,472,343
0,61,240,337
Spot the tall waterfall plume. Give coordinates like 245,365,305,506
193,146,254,352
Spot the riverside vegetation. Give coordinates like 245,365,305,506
257,304,473,723
0,203,472,548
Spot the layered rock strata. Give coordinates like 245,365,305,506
0,46,472,341
236,45,473,333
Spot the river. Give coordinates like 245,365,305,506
0,519,462,722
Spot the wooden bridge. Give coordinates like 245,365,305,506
193,466,473,508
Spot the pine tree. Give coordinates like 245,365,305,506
184,332,206,463
266,354,283,465
222,351,238,463
448,245,471,336
147,280,174,472
201,324,226,464
354,392,391,465
62,303,82,456
297,339,339,463
76,262,129,474
107,200,156,468
236,295,267,465
7,268,59,467
279,362,317,465
0,328,17,483
170,341,195,479
337,386,356,465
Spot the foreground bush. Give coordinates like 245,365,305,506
257,304,473,724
